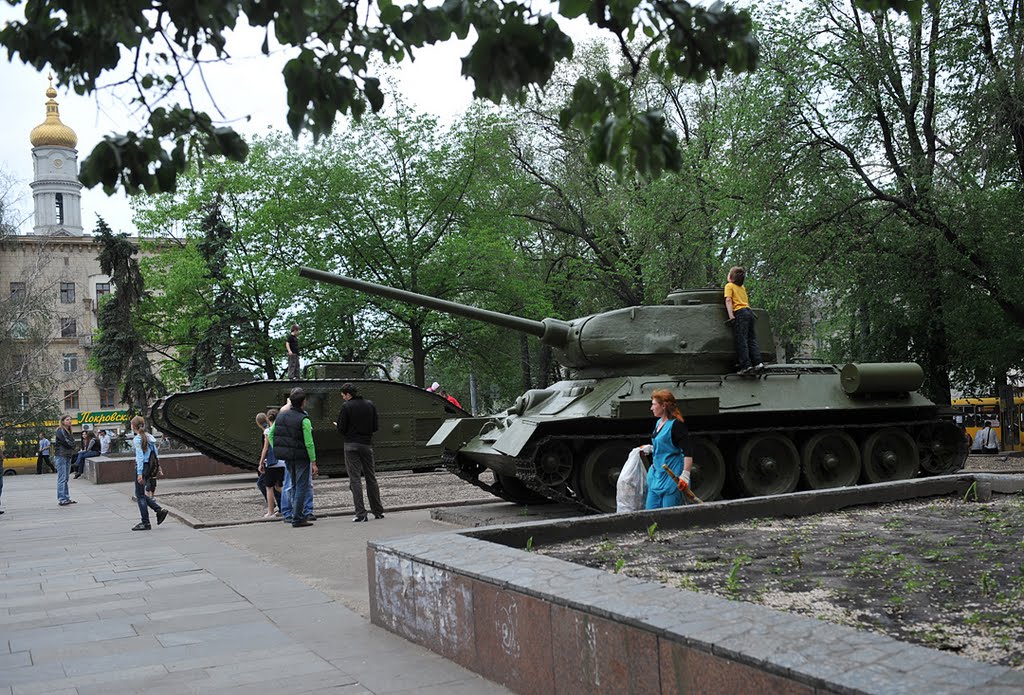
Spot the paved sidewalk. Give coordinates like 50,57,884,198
0,474,510,694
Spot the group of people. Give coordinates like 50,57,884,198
427,381,462,408
255,382,385,528
40,413,167,530
35,427,114,477
970,421,1001,454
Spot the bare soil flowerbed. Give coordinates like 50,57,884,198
538,490,1024,670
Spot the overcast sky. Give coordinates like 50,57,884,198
0,10,487,236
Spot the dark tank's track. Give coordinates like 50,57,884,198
448,417,968,514
442,450,529,505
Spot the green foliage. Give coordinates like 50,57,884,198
646,522,658,541
7,0,931,191
90,218,163,413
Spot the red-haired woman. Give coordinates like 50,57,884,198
640,389,694,509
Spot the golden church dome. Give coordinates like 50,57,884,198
29,75,78,149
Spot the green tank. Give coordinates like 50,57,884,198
150,362,468,476
299,267,967,513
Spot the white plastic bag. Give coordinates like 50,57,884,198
616,448,647,513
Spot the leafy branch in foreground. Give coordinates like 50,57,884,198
1,0,921,192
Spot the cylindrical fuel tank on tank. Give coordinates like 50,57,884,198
840,362,924,395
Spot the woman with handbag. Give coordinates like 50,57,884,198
130,415,168,530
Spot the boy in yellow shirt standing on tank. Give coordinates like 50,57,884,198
724,266,764,375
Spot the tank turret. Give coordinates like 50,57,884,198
298,268,775,376
299,267,967,513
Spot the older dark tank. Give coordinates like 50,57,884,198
150,361,468,476
299,268,968,511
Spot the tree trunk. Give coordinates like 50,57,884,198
519,333,532,392
410,322,426,387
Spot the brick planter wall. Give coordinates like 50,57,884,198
368,475,1024,695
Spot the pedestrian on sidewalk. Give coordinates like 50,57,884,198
257,409,284,518
130,415,168,530
269,388,318,528
335,382,384,522
0,436,5,514
37,431,54,474
53,415,77,506
977,421,1001,454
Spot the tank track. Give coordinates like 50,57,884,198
441,450,526,505
504,416,956,514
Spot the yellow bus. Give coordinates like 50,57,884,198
951,396,1024,452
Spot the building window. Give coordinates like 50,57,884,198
63,389,80,410
95,282,111,298
55,193,65,225
60,282,75,303
63,353,78,373
60,317,77,338
19,393,29,409
12,320,28,338
10,282,26,300
99,385,117,408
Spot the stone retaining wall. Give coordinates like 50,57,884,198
368,474,1024,695
82,452,240,484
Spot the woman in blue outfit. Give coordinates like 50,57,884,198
130,415,167,530
640,389,694,509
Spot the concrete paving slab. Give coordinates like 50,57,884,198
0,472,511,694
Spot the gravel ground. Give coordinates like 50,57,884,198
157,469,498,524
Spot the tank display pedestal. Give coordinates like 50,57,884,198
81,453,240,484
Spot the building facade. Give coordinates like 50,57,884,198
1,78,143,441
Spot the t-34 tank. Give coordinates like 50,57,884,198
150,361,468,476
299,267,967,512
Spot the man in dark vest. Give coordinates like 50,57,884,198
335,382,384,522
268,387,318,527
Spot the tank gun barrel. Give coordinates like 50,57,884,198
299,267,572,345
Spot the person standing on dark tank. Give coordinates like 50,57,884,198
285,324,301,379
335,382,384,522
268,387,318,528
724,266,764,375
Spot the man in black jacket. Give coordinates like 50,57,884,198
335,382,384,522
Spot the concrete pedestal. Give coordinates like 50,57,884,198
81,452,240,484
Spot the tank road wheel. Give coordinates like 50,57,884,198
860,428,919,483
735,434,800,497
800,430,861,489
494,473,549,505
575,442,634,513
534,440,574,486
689,437,726,501
916,423,969,475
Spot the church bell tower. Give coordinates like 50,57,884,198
29,74,83,236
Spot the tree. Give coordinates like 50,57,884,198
91,219,163,413
1,0,919,194
297,102,538,391
134,134,351,381
183,197,244,386
0,168,70,433
705,0,1024,401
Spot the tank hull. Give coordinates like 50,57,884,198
430,366,967,512
151,379,469,476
